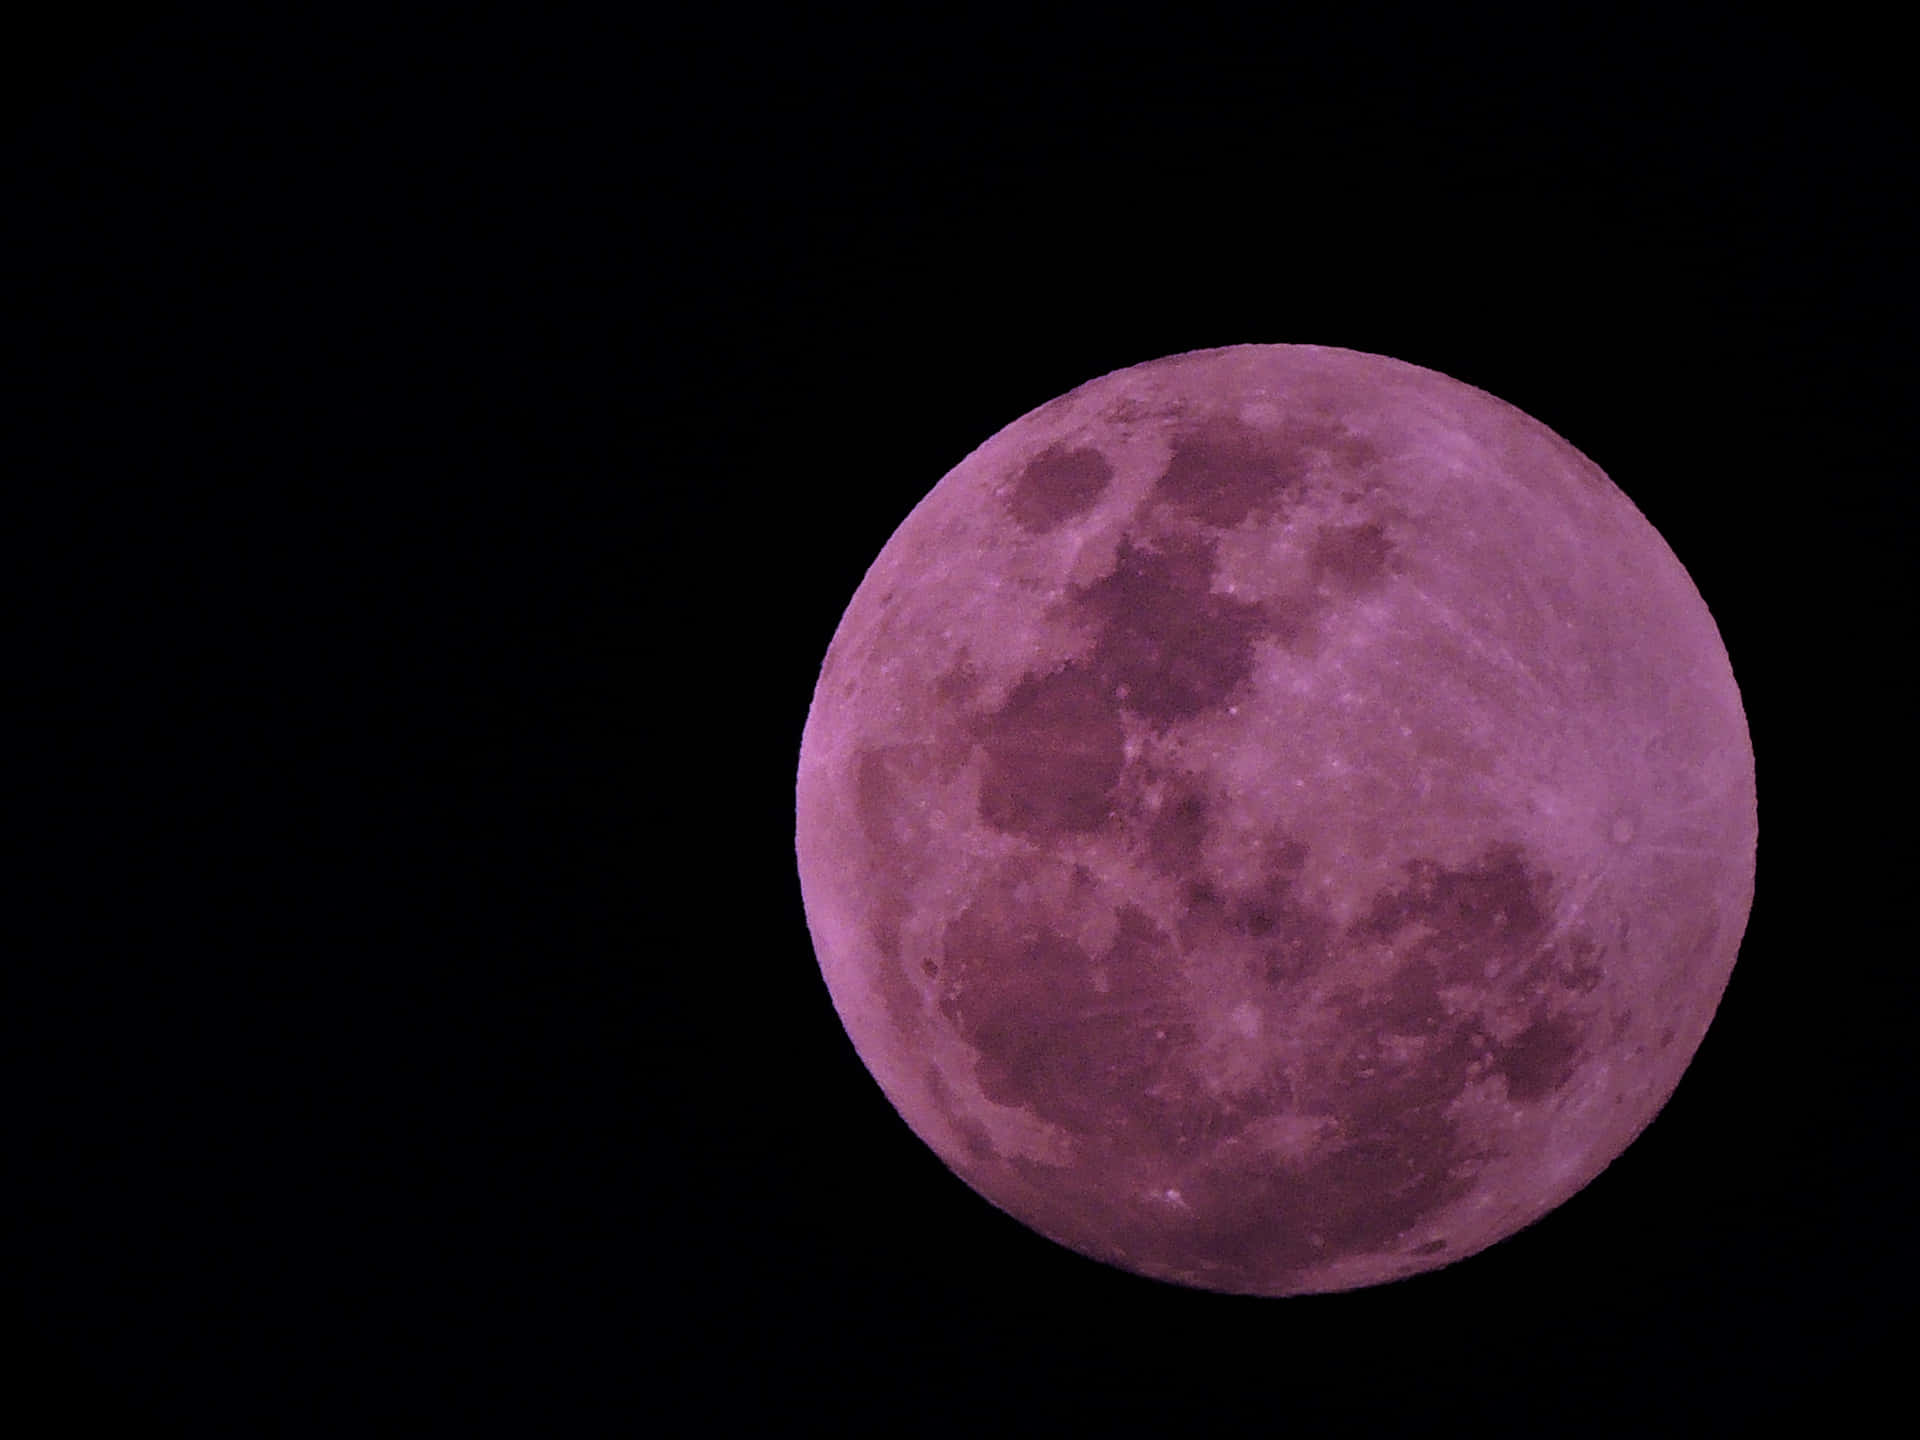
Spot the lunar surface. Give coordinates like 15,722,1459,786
794,344,1755,1295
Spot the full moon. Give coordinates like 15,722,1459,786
794,344,1756,1295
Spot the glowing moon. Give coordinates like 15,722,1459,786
795,344,1755,1295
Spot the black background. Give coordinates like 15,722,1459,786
5,3,1911,1433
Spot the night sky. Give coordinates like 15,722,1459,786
5,4,1910,1432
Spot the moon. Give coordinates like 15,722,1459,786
794,344,1756,1296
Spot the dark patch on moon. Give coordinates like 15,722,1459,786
1273,1006,1493,1261
934,652,984,708
1292,1107,1476,1255
1155,414,1303,527
1071,532,1271,726
1144,775,1212,876
1356,843,1554,985
1378,958,1447,1035
1497,1012,1584,1103
1309,520,1396,589
1257,911,1334,986
937,896,1209,1153
1005,443,1115,533
974,663,1126,839
1558,937,1607,995
1154,412,1376,527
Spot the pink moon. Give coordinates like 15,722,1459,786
794,343,1756,1295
